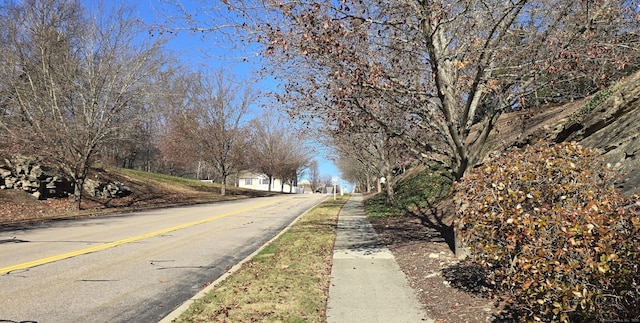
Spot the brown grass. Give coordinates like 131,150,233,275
0,167,278,226
173,195,347,323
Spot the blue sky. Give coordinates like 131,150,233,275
96,0,342,181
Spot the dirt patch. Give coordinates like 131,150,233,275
369,199,501,323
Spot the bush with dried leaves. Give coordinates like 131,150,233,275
455,141,640,322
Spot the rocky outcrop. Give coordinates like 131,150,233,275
0,156,72,200
0,156,133,200
546,71,640,195
84,178,132,198
491,70,640,195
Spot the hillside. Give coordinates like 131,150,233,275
0,167,278,226
367,70,640,322
485,70,640,195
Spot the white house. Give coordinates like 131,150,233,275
238,172,304,193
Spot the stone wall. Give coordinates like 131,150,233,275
0,156,132,200
0,156,72,200
84,178,132,199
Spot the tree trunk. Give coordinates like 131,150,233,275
72,177,84,212
385,170,394,205
452,154,471,181
71,157,93,212
220,175,227,196
196,160,203,180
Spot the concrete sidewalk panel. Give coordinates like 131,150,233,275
326,194,433,323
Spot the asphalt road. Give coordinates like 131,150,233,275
0,194,327,323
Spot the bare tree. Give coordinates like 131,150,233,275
191,70,256,196
307,160,320,192
158,107,201,176
155,68,256,194
99,63,183,173
331,123,410,203
155,68,201,176
203,0,640,180
247,115,279,192
0,0,166,210
276,139,311,193
336,154,373,194
247,111,310,192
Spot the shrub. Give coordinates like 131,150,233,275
570,89,612,123
454,141,640,322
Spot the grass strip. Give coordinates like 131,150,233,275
365,166,452,219
173,195,348,323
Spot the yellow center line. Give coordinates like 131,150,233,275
0,196,293,275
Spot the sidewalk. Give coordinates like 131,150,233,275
326,194,433,323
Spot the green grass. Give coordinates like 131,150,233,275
173,195,348,323
569,89,612,123
116,168,271,196
365,165,452,219
117,168,223,192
